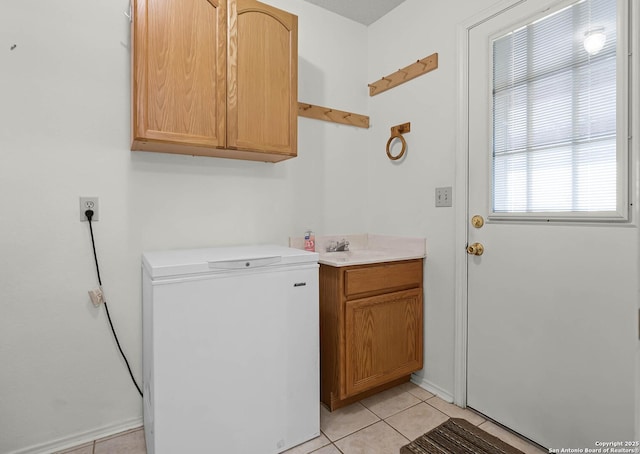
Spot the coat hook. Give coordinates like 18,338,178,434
398,68,409,79
303,104,313,111
324,109,333,115
343,113,351,119
381,76,392,85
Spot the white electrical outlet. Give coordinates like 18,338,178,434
435,187,452,207
80,197,99,221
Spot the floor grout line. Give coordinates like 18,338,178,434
325,417,382,444
380,419,411,443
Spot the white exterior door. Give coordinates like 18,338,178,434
465,0,637,449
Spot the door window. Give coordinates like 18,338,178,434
491,0,626,220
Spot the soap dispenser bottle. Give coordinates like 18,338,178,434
304,230,315,252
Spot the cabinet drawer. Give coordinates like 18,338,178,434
344,260,422,298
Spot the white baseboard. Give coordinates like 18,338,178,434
410,374,455,403
8,417,143,454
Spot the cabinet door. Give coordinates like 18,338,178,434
228,0,297,157
343,288,423,398
132,0,226,153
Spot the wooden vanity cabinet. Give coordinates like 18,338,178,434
320,259,424,411
131,0,297,162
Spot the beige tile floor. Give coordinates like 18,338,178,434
55,427,146,454
56,382,546,454
287,382,547,454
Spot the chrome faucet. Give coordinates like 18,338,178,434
326,239,350,252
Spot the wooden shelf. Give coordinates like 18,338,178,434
298,102,370,129
368,53,438,97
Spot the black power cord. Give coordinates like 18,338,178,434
85,209,143,398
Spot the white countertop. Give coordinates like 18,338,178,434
289,233,426,267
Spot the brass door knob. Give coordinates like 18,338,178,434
467,242,484,256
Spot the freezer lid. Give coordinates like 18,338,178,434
142,244,319,279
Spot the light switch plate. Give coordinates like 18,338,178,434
435,187,452,207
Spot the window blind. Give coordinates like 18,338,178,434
492,0,618,215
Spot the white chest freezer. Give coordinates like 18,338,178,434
142,245,320,454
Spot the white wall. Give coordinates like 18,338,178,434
0,1,367,452
365,0,498,398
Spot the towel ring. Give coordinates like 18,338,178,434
386,134,407,160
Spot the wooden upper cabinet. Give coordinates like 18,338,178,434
132,0,226,154
131,0,298,162
229,0,298,157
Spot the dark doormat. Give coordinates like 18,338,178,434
400,418,525,454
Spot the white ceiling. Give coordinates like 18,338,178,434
301,0,408,25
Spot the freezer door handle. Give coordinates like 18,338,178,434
293,282,307,287
208,256,282,270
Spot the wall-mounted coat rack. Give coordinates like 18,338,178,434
368,53,438,97
298,102,370,128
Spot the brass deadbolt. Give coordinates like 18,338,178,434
471,215,484,228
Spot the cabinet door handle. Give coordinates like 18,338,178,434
294,282,307,287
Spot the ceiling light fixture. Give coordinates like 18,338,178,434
583,28,606,55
